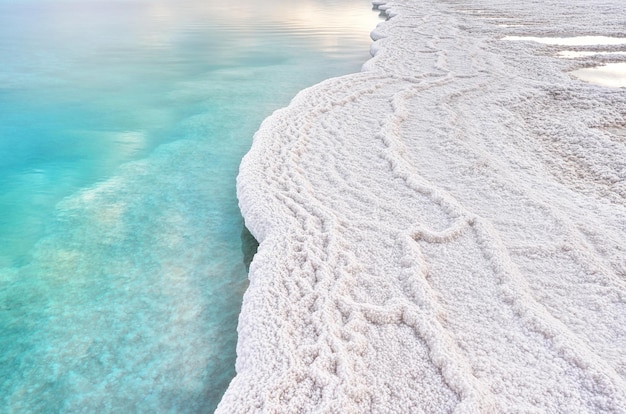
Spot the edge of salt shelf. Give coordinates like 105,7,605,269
217,0,626,412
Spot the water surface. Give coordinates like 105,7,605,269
0,0,381,411
503,35,626,46
571,62,626,88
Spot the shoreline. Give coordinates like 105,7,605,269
219,0,626,411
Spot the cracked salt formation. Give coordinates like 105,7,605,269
218,0,626,412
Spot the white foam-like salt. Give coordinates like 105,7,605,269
218,0,626,412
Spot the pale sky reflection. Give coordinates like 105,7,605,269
557,51,626,59
504,36,626,46
571,62,626,88
139,0,380,52
502,35,626,88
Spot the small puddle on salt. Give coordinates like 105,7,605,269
503,36,626,46
557,51,626,59
503,36,626,88
571,62,626,88
606,127,626,137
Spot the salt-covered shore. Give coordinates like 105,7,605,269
217,0,626,412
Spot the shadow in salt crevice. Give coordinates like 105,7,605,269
240,225,259,272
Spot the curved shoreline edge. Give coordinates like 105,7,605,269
218,1,626,412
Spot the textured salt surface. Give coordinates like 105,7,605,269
219,0,626,412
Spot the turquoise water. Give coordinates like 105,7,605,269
0,1,380,411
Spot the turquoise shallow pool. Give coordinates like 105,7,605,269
0,0,380,411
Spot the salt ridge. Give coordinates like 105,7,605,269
217,0,626,412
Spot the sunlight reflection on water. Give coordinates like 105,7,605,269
503,35,626,89
504,35,626,46
571,62,626,88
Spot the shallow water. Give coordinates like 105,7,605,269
503,35,626,89
503,35,626,46
557,51,626,59
571,62,626,88
0,0,380,411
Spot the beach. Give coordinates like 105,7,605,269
218,0,626,412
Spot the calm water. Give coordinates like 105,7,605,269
0,1,380,411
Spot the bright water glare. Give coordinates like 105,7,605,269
0,0,382,411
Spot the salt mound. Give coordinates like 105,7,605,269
218,0,626,412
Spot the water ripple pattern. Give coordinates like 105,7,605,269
222,0,626,412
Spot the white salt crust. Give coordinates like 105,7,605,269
217,1,626,412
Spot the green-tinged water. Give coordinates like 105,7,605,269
0,1,381,411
